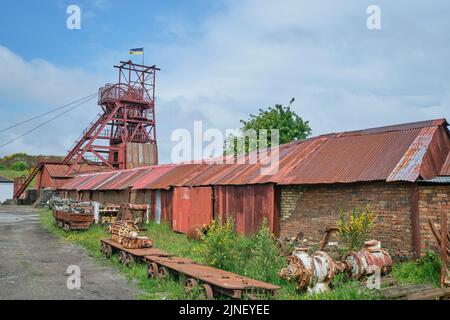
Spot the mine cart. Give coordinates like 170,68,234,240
144,255,280,300
52,209,94,231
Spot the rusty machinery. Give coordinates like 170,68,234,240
280,248,338,294
341,240,392,280
280,240,393,293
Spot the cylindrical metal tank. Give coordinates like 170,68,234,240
280,248,337,293
343,240,393,279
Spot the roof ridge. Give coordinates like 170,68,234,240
300,118,447,142
0,175,13,182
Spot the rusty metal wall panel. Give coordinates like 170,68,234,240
96,190,129,203
91,191,101,202
80,190,90,201
441,152,450,176
172,187,190,233
213,184,276,235
419,126,450,180
126,143,158,168
161,189,173,225
129,189,148,204
189,187,213,230
387,127,437,181
171,187,212,233
37,167,54,189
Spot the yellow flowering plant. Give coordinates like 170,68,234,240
337,204,377,251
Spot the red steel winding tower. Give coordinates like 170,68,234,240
63,61,160,174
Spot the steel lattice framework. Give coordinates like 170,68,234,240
63,61,160,174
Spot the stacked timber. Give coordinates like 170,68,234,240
108,221,153,249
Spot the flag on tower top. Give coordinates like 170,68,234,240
129,48,144,55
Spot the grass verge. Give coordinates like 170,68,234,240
392,251,441,287
39,209,439,300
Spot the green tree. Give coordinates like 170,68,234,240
225,99,311,155
11,161,29,171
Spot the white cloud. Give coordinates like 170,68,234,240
152,0,450,163
0,46,103,157
2,0,450,163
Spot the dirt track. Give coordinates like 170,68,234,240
0,205,140,300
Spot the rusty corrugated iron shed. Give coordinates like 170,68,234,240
441,152,450,176
43,163,108,178
59,119,450,191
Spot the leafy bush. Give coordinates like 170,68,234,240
198,218,238,270
337,205,377,251
11,161,29,171
199,217,285,283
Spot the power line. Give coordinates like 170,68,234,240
0,95,97,150
0,93,97,133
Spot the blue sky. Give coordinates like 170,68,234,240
0,0,449,162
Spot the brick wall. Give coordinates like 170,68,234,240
418,184,450,255
279,182,413,258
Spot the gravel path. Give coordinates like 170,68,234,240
0,205,140,300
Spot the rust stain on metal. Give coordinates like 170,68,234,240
145,255,280,294
342,240,393,280
52,209,94,231
280,248,337,293
280,240,393,293
387,126,437,182
440,151,450,176
59,119,449,192
214,184,276,235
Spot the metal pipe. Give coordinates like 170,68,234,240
280,248,337,294
342,240,393,280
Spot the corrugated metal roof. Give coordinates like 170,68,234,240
441,151,450,176
59,118,450,191
421,176,450,184
44,163,108,178
0,175,13,183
